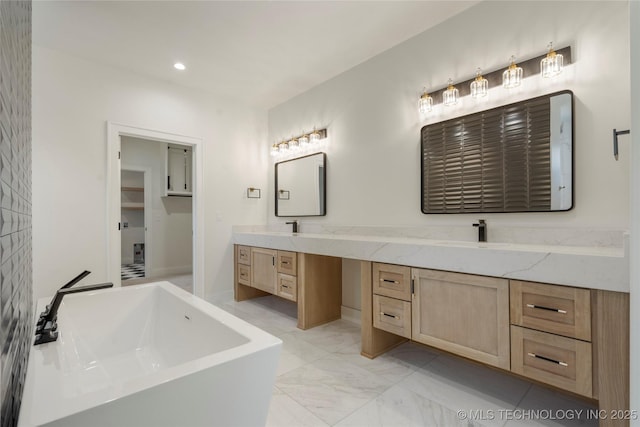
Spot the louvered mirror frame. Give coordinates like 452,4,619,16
421,90,574,214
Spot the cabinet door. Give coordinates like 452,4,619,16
251,248,277,294
412,268,510,369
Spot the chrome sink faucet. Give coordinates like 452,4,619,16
473,219,487,242
286,220,299,233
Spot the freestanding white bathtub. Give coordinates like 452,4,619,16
18,282,282,427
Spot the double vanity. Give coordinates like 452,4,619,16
233,227,630,427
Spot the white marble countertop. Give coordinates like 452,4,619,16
232,229,629,292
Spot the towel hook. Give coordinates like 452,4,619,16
613,128,631,160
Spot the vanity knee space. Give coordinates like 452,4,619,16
233,244,342,330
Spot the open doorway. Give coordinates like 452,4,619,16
107,123,204,298
119,137,193,293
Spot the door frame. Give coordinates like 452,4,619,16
106,122,204,298
120,165,152,278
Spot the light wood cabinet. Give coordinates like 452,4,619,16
234,245,342,330
250,247,277,294
277,251,297,276
510,280,594,398
277,273,297,302
373,294,411,339
511,325,592,397
411,268,510,369
237,245,251,265
372,263,411,301
511,280,591,341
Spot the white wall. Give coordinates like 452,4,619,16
268,1,631,312
629,0,639,422
121,137,193,276
32,45,268,300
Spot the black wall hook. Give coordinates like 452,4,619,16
613,128,631,160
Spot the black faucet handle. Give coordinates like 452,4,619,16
285,221,299,233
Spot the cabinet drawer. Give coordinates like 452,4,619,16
277,273,297,302
237,245,251,265
511,326,592,397
511,280,591,341
373,294,411,339
237,264,251,286
277,251,297,276
373,263,411,301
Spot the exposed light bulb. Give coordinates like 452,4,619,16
173,62,186,71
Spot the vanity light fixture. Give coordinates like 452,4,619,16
173,62,186,71
418,89,433,114
470,68,488,98
443,78,459,106
270,128,327,158
503,55,523,88
540,42,563,78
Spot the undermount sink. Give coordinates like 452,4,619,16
19,282,281,427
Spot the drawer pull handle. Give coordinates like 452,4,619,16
380,312,399,320
526,303,567,314
281,285,289,289
527,352,568,367
281,261,290,265
380,279,400,284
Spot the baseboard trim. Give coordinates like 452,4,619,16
341,306,361,326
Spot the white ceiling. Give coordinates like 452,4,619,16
33,1,478,110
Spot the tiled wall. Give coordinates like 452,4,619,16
0,1,33,426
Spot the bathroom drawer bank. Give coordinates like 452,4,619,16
234,245,342,330
362,261,629,427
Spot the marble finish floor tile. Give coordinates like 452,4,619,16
335,384,487,427
276,355,392,425
398,354,532,427
218,297,596,427
267,387,330,427
504,385,597,427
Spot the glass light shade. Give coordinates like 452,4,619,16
418,92,433,114
309,129,321,144
288,138,299,150
298,134,309,146
278,142,289,152
442,79,459,106
470,68,488,98
270,144,279,156
503,56,523,89
541,43,563,78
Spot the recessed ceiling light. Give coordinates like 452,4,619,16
174,62,186,71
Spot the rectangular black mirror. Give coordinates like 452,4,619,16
421,90,573,214
275,152,326,217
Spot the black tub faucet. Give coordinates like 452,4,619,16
35,281,114,345
473,219,487,242
286,220,299,233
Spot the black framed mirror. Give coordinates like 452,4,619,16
275,152,326,217
421,90,573,214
